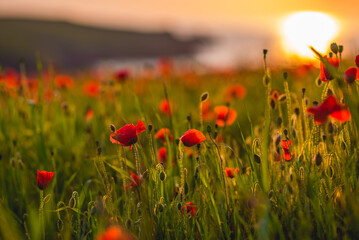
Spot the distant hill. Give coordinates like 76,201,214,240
0,19,208,70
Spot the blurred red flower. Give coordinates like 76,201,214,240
214,106,237,127
182,202,197,218
225,84,246,101
202,101,212,121
125,173,142,190
113,69,130,82
307,95,351,125
85,108,94,121
157,147,167,166
225,167,239,178
96,225,136,240
110,120,146,146
320,56,339,81
180,129,206,147
270,89,281,100
54,75,74,89
159,99,174,116
37,170,54,190
344,67,358,84
281,140,293,161
355,55,359,68
83,81,101,97
155,128,173,143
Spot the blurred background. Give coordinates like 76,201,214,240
0,0,358,71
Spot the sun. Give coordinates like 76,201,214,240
281,11,339,58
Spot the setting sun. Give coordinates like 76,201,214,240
281,11,339,58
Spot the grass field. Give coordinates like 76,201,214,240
0,47,359,240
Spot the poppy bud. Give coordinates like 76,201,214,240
148,124,153,132
177,202,182,210
312,101,319,106
315,153,322,166
263,75,270,86
254,154,261,164
215,124,218,129
322,134,327,142
305,98,308,106
330,43,338,54
213,131,218,139
275,135,282,146
263,49,268,56
276,117,282,127
283,72,288,80
283,129,288,137
201,92,209,102
278,94,287,102
159,171,166,181
187,115,191,122
125,219,132,229
207,125,212,133
270,98,276,109
294,107,299,116
184,182,189,195
329,52,333,58
302,88,306,97
339,45,343,53
315,78,322,86
110,124,116,133
97,147,102,156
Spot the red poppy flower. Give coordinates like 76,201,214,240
110,120,146,146
159,99,174,116
180,129,206,147
182,202,197,218
225,84,246,101
113,69,130,82
214,106,237,127
85,108,94,121
270,89,281,100
54,75,74,89
157,147,167,166
355,55,359,68
225,168,235,178
155,128,173,142
307,95,351,125
96,225,136,240
344,67,358,84
281,140,293,161
37,170,54,190
319,56,339,81
125,173,142,190
83,81,101,97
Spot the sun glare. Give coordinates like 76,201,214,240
281,12,339,58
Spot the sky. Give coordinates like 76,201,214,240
1,0,359,68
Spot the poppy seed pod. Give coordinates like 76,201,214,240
315,153,322,166
201,92,209,102
278,94,287,102
330,43,338,54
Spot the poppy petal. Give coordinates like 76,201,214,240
136,120,146,134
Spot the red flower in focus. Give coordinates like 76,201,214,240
96,225,136,240
307,95,351,125
320,56,339,82
159,99,174,116
270,89,281,100
155,128,173,143
157,147,167,166
281,140,293,161
225,167,239,178
180,129,206,147
85,108,94,121
214,106,237,127
344,67,359,84
110,120,146,146
125,173,142,190
182,202,197,218
54,75,74,89
225,84,246,101
355,55,359,68
37,170,54,190
83,81,101,97
114,69,130,82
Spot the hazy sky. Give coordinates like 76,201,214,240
1,0,358,36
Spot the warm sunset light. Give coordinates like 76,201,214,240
281,12,339,58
